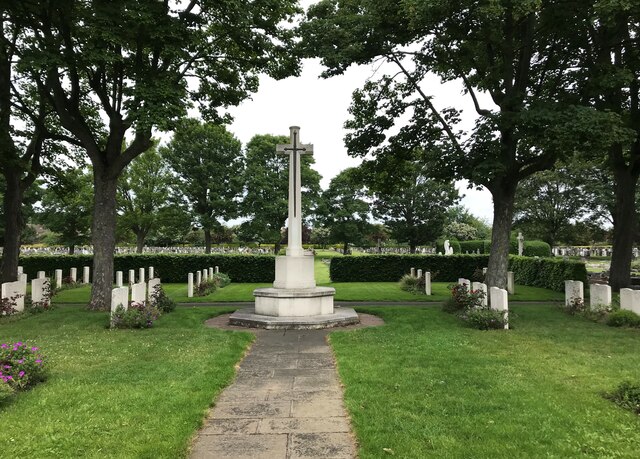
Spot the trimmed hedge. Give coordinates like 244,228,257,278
329,254,586,292
458,239,551,257
459,240,491,254
18,254,275,283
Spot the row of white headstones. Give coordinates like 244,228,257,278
186,266,220,298
409,267,510,329
110,268,161,314
565,280,640,314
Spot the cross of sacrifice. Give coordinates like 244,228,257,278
276,126,313,218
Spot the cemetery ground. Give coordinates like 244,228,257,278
2,304,640,457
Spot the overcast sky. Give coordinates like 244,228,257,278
227,57,495,224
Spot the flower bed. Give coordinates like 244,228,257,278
0,342,47,401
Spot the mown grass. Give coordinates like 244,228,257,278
0,306,252,458
330,306,640,458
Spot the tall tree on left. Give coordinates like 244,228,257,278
22,0,300,309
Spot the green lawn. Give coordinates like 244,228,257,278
331,306,640,458
52,282,563,304
0,306,252,458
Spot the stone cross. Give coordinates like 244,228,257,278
276,126,313,257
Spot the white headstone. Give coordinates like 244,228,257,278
215,266,220,274
589,284,611,310
410,267,416,277
620,288,640,315
129,269,135,285
482,267,488,276
31,278,50,304
37,271,46,279
70,267,77,282
517,232,524,256
19,273,27,286
148,278,161,306
111,286,129,313
507,271,515,295
188,273,194,298
17,266,23,276
116,271,123,288
564,280,584,306
489,286,509,329
424,271,431,296
196,271,202,286
139,267,145,284
1,280,25,312
472,281,488,307
202,269,208,282
149,266,154,280
458,278,471,290
55,269,63,288
209,267,214,278
83,266,90,284
417,269,423,279
131,282,146,306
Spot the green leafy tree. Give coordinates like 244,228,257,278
37,168,92,254
359,154,459,253
318,168,371,254
443,206,492,241
21,0,300,308
241,134,321,253
117,144,178,253
301,0,626,289
162,120,244,253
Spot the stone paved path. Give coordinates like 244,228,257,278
189,325,368,459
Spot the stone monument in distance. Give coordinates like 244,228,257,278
230,126,358,329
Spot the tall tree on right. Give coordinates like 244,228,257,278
301,0,627,289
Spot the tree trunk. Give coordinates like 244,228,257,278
485,184,516,290
0,173,24,282
204,228,212,254
609,165,639,291
135,231,146,254
274,241,281,255
343,241,349,255
409,242,417,254
68,244,75,255
88,172,118,310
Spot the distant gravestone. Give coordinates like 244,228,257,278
424,272,431,296
589,284,611,310
17,266,23,276
31,278,50,304
564,280,584,307
472,281,488,307
489,286,509,329
620,288,640,315
83,266,90,284
70,267,77,282
37,271,46,279
507,271,515,295
417,269,423,278
1,280,25,312
215,266,220,274
55,269,63,288
149,266,154,280
196,271,202,286
139,267,145,284
131,282,146,306
209,267,214,278
129,269,135,285
19,273,27,286
116,271,123,288
111,286,129,313
203,269,208,282
188,273,194,298
148,278,161,306
410,267,416,277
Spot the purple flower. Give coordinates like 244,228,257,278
18,371,25,378
15,342,23,346
3,365,11,369
31,347,39,352
35,359,42,364
17,359,24,364
0,343,7,349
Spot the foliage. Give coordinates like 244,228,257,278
111,303,160,329
560,297,587,316
399,274,420,293
19,254,275,283
0,379,14,403
459,240,491,254
161,121,244,252
210,272,231,288
460,308,509,331
195,280,217,297
604,381,640,415
606,310,640,328
241,134,321,251
149,284,176,313
442,283,485,314
444,206,491,240
317,168,371,253
0,342,47,391
0,296,18,316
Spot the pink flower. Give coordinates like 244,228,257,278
17,359,24,364
0,344,7,349
35,359,42,364
18,371,25,378
31,347,39,352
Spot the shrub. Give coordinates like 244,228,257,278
509,256,587,292
195,280,217,297
604,381,640,414
460,308,508,330
27,281,53,314
19,254,275,283
210,272,231,288
0,297,18,316
149,284,176,313
0,379,14,403
560,297,587,315
606,310,640,328
0,342,47,391
442,284,486,313
111,302,161,329
399,274,421,293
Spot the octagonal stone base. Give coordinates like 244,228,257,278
229,307,359,330
254,286,335,317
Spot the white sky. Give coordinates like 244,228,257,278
228,58,495,223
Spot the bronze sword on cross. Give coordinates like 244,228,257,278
276,127,313,218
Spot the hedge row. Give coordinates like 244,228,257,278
18,254,275,283
457,239,552,257
329,254,586,291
